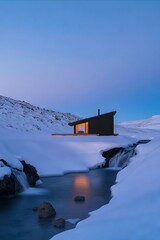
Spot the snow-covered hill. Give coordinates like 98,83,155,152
0,95,79,133
119,115,160,130
1,101,160,239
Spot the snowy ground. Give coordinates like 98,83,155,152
1,105,160,239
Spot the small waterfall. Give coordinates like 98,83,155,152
101,140,150,169
109,146,136,168
12,169,29,191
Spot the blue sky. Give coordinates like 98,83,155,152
0,0,160,122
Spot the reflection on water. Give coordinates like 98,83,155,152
73,175,90,195
74,176,90,190
0,169,118,240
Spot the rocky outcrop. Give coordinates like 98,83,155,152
0,159,40,197
101,147,124,168
21,160,39,186
38,202,56,218
0,159,10,167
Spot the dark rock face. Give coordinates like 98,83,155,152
102,147,124,159
0,159,9,167
74,196,85,202
38,202,56,218
102,147,124,168
54,218,65,228
0,174,21,196
21,160,39,186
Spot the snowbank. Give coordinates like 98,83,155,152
0,127,135,178
0,166,11,180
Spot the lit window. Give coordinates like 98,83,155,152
76,122,88,134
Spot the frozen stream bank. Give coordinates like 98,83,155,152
101,139,150,168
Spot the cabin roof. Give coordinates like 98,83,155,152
69,111,116,126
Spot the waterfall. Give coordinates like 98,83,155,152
12,169,29,191
102,140,150,169
109,146,136,168
0,159,40,196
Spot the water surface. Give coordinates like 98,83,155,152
0,169,118,240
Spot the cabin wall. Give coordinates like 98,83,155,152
88,114,114,135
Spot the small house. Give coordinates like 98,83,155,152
69,110,116,136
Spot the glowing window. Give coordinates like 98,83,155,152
76,122,88,134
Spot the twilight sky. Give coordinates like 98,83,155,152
0,0,160,122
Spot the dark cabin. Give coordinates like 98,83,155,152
69,110,116,136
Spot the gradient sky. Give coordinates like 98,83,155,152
0,0,160,122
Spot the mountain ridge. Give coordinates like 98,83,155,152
0,95,80,133
119,114,160,130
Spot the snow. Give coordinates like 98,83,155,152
0,95,79,133
0,126,135,178
0,96,135,180
1,95,160,240
119,114,160,130
0,166,11,180
66,218,80,224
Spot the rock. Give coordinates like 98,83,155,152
102,147,124,159
0,159,10,167
32,207,38,212
21,160,40,186
38,202,56,218
0,174,20,196
54,218,65,228
74,196,85,202
102,147,124,168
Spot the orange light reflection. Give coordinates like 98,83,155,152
74,176,90,190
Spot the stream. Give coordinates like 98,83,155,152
101,139,150,169
0,139,150,240
0,169,118,240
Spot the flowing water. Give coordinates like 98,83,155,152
102,140,151,169
12,169,29,191
0,169,118,240
109,145,136,168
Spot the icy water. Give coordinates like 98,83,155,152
0,169,118,240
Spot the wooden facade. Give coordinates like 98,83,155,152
69,111,116,136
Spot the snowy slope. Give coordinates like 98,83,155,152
0,95,79,133
119,115,160,130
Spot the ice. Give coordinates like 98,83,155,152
66,218,80,224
